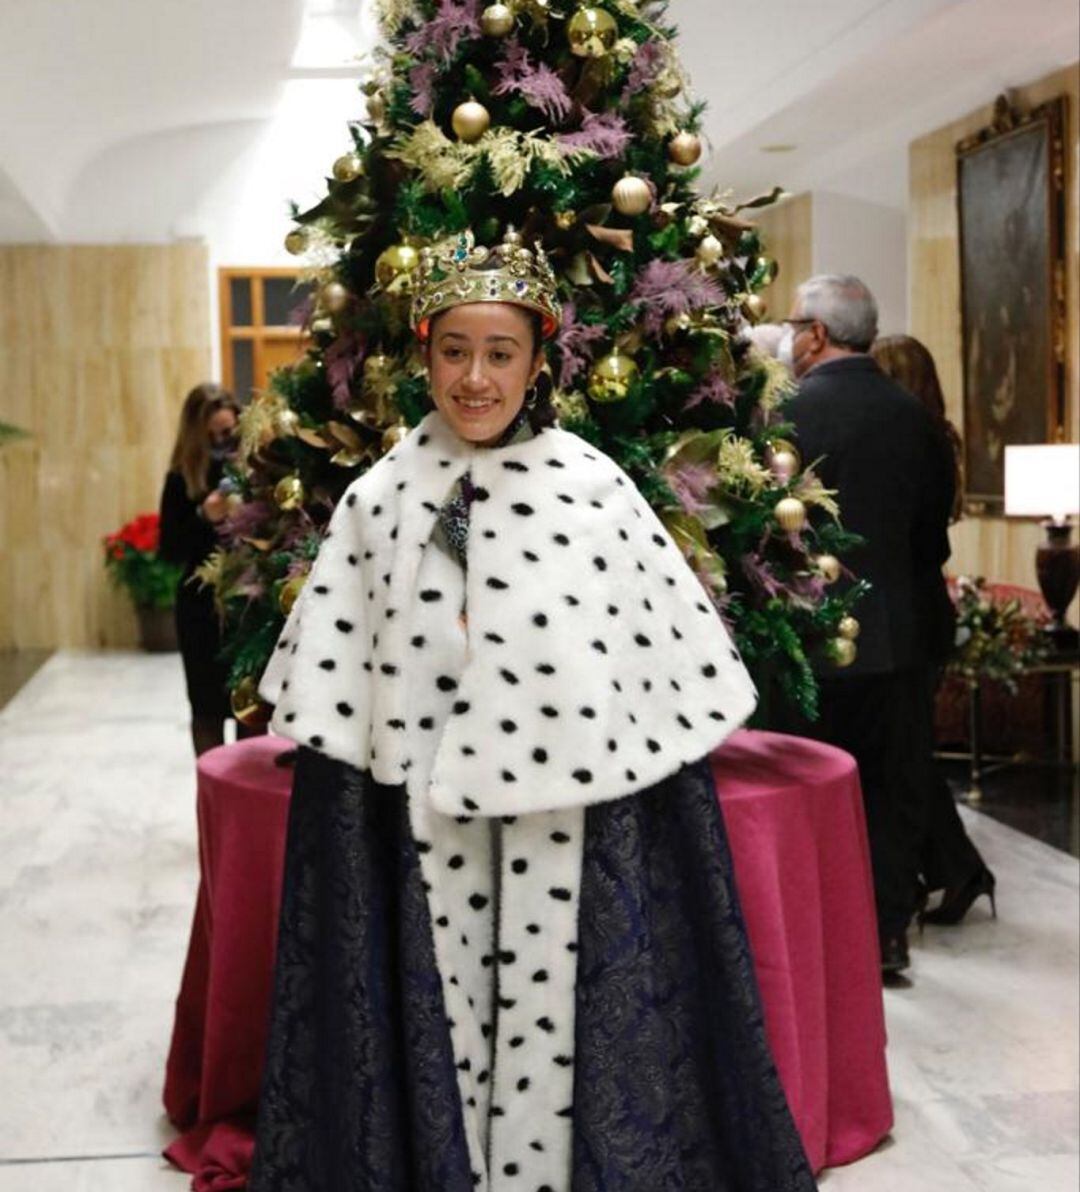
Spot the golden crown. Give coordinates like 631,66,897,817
410,228,562,341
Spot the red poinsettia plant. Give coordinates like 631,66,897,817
103,513,183,610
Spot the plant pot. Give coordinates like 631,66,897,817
136,605,179,652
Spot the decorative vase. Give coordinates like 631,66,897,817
136,605,179,653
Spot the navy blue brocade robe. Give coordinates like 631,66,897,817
249,747,818,1192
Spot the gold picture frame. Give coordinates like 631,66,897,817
956,92,1068,514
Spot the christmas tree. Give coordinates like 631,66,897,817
208,0,864,730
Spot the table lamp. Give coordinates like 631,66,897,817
1004,443,1080,650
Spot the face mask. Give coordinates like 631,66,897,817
210,440,235,463
777,327,795,371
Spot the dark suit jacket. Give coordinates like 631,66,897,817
787,356,954,676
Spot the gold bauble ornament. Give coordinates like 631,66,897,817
838,615,861,641
567,6,619,57
320,281,350,314
554,209,577,230
510,0,556,23
332,152,363,182
278,574,307,616
769,449,799,483
774,496,807,533
611,175,652,216
230,676,272,730
481,2,516,36
829,637,858,669
668,131,703,167
284,227,310,256
695,234,723,269
366,91,387,124
743,293,768,323
274,475,305,511
587,352,639,403
451,99,491,143
375,243,421,290
363,352,394,383
382,424,409,452
664,312,694,337
766,438,801,482
814,554,842,584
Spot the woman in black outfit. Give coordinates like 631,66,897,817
871,335,996,925
158,382,241,756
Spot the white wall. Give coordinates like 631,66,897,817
811,191,908,335
200,77,369,373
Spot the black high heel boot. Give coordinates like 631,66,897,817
920,866,997,926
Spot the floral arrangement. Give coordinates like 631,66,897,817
102,513,183,611
948,576,1048,691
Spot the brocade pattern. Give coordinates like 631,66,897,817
249,750,817,1191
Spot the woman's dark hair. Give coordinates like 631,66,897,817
169,382,241,499
870,334,963,522
428,306,557,433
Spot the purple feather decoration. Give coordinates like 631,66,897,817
663,461,716,516
493,39,573,122
405,0,480,64
325,333,366,410
554,301,606,389
232,564,268,601
791,569,828,606
622,39,666,100
684,368,736,411
408,62,438,117
743,532,828,609
556,110,632,160
629,259,726,338
219,501,275,548
741,551,787,600
288,293,314,327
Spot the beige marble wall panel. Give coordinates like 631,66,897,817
751,192,813,324
909,63,1079,602
0,244,212,648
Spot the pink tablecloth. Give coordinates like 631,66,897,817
162,739,294,1190
164,730,891,1186
710,730,893,1170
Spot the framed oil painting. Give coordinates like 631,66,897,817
956,93,1067,513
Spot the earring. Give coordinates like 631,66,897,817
524,385,539,410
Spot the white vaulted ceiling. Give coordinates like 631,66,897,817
694,0,1080,207
0,0,1076,243
0,0,308,240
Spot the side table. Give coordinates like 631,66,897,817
962,649,1079,802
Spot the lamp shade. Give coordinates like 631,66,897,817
1004,444,1080,522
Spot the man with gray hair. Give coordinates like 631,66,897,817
783,275,954,980
779,274,880,367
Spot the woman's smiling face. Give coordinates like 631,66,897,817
427,303,543,445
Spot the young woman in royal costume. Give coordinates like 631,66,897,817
249,230,817,1191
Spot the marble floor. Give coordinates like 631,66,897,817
0,651,1077,1191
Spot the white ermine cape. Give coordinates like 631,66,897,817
261,408,757,813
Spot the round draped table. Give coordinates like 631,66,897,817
163,730,892,1188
